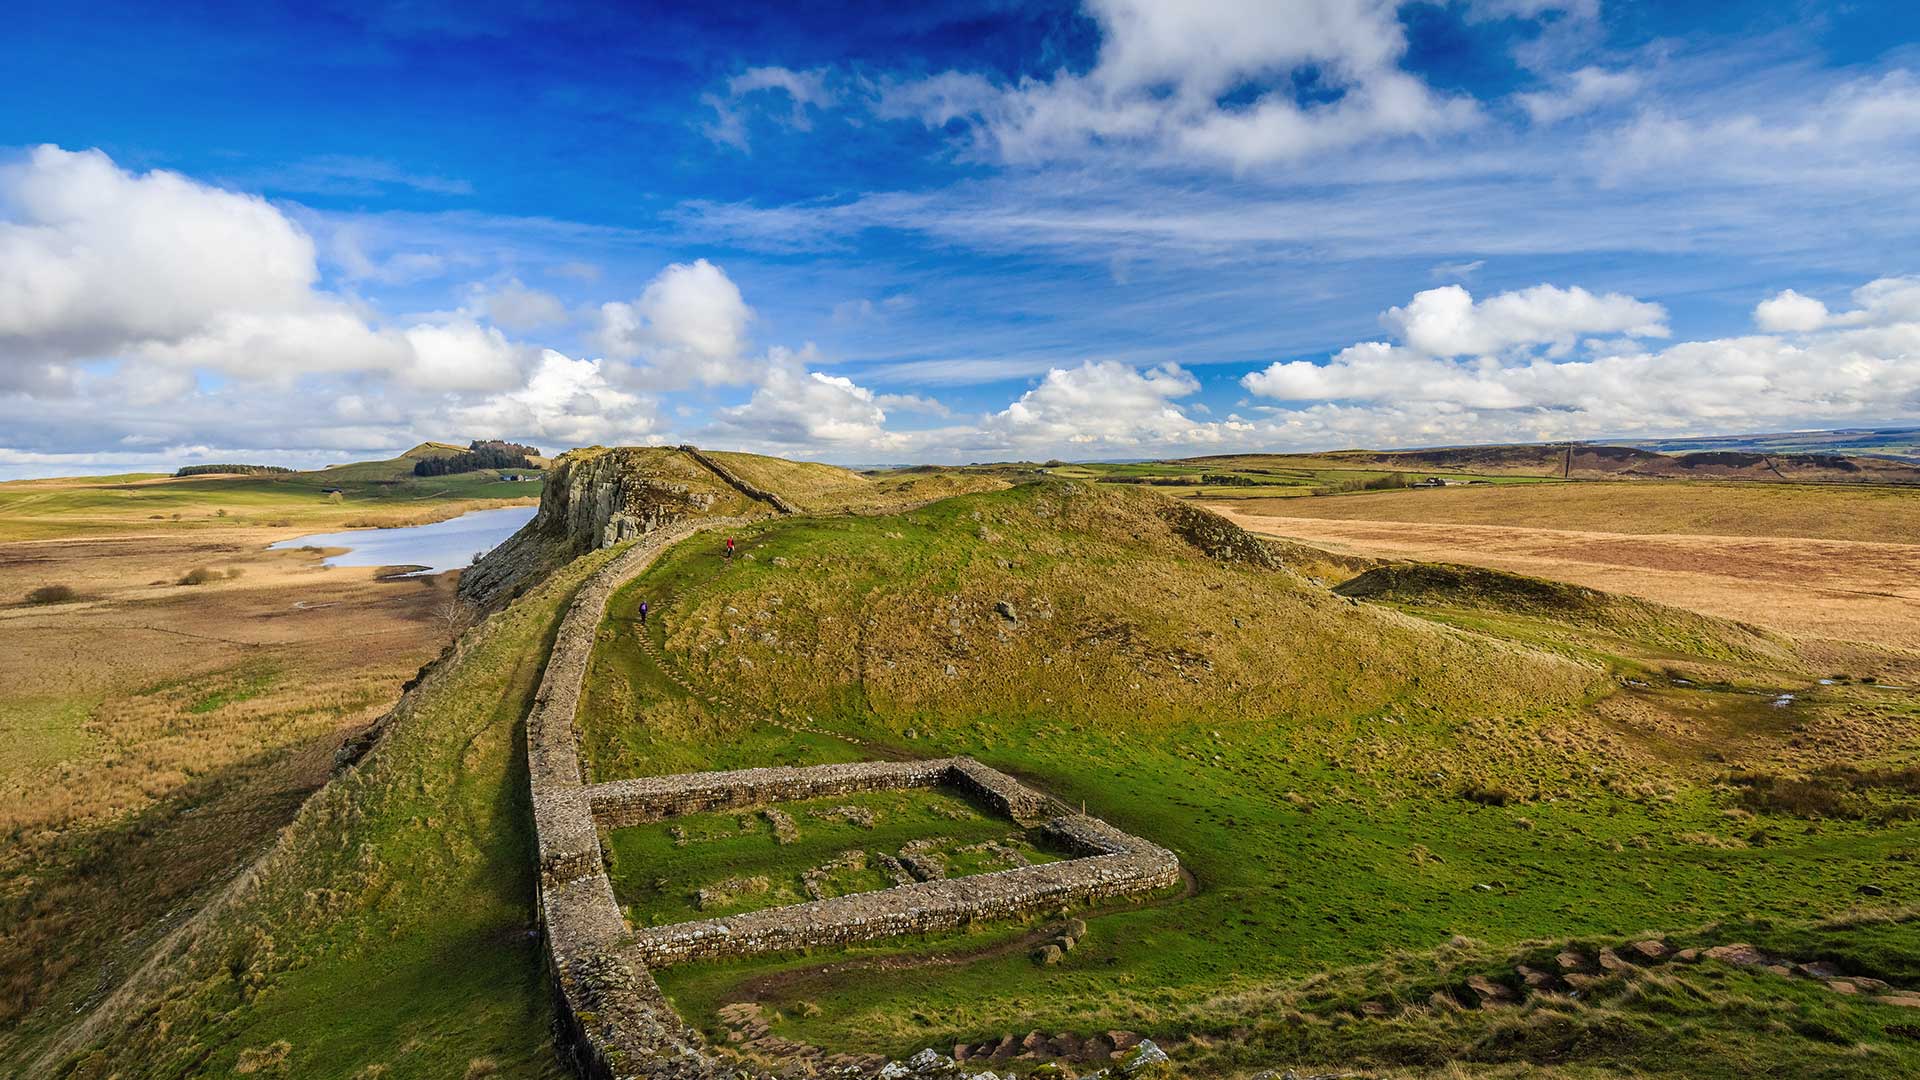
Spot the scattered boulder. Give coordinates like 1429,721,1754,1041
905,1048,954,1074
1554,949,1590,972
1704,943,1770,967
1515,964,1559,991
1033,944,1065,966
1117,1040,1169,1075
1627,939,1670,961
1464,974,1515,1004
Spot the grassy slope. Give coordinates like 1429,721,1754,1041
570,481,1920,1068
1180,909,1920,1079
1333,562,1797,666
16,547,622,1079
707,452,1013,514
1210,481,1920,544
0,449,545,1046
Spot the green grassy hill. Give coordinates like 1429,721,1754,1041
570,479,1920,1071
19,458,1920,1078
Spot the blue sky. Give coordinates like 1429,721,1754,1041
2,0,1919,476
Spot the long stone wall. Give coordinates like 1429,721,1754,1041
525,502,1182,1078
678,444,801,515
527,521,735,1080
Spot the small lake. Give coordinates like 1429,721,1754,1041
269,505,537,576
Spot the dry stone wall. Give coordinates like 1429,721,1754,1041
526,495,1180,1078
679,444,801,515
528,520,736,1080
585,757,1178,969
588,759,957,828
627,813,1178,967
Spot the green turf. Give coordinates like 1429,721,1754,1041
14,544,615,1079
605,788,1061,926
0,695,99,775
566,482,1920,1065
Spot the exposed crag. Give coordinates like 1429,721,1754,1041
461,446,781,607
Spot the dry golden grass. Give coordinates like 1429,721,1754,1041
1209,480,1920,544
1207,491,1920,670
0,522,455,1027
705,452,1011,514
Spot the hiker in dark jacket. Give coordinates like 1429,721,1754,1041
639,600,649,625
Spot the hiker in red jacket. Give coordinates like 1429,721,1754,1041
725,536,735,560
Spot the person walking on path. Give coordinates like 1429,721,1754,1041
638,600,649,626
725,536,735,560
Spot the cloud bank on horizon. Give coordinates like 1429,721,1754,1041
2,0,1918,476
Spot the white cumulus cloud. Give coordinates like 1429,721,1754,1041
1383,283,1669,358
594,258,758,386
1240,276,1920,445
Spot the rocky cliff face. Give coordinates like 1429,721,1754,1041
459,446,772,606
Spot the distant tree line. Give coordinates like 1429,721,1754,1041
174,464,294,477
412,440,542,477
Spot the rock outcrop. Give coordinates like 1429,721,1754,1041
461,446,779,606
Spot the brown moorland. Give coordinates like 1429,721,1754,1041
0,469,535,1038
1205,482,1920,671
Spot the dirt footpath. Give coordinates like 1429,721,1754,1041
1207,507,1920,657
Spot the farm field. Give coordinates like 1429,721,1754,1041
0,449,540,1060
566,479,1920,1074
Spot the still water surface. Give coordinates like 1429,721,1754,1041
269,505,536,575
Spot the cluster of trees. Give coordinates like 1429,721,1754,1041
174,464,293,477
412,440,541,477
1314,472,1414,495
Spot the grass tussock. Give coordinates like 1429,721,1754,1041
23,584,77,605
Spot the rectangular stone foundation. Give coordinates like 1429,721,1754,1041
527,515,1181,1079
594,759,1181,968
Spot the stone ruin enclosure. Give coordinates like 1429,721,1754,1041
526,522,1181,1079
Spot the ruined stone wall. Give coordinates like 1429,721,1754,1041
946,758,1058,823
527,521,734,1080
584,756,1179,969
627,834,1179,967
679,444,801,515
587,758,959,828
